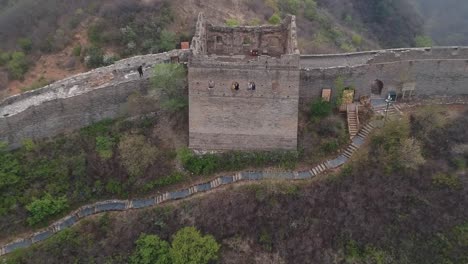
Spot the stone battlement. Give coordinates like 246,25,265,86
0,50,190,148
300,46,468,69
0,36,468,150
188,14,300,151
300,46,468,103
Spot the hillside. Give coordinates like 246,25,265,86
3,105,467,263
0,0,425,98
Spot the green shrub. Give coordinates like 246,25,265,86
85,46,104,68
304,0,318,21
0,143,21,215
352,33,363,47
249,18,261,26
399,138,425,170
177,148,217,175
105,179,123,195
80,119,114,137
340,42,356,52
170,227,220,264
278,0,300,15
159,30,176,52
17,38,33,53
88,22,106,45
410,106,447,143
130,234,171,264
7,51,29,80
317,115,346,138
309,98,333,120
22,139,37,152
414,35,433,47
151,63,187,113
371,119,425,172
118,134,159,177
21,76,50,92
26,193,68,225
333,76,346,107
268,13,281,25
95,135,116,160
259,229,273,251
344,240,389,264
0,50,11,66
143,172,186,192
178,148,299,175
225,18,240,27
72,45,82,57
452,157,466,171
432,173,463,190
321,139,339,154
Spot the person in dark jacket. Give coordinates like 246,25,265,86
137,65,143,77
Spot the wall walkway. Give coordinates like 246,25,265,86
0,50,189,148
299,47,468,103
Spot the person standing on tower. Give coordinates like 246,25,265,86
137,65,143,77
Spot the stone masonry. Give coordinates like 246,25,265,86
300,47,468,105
188,14,301,151
0,50,189,148
0,14,468,150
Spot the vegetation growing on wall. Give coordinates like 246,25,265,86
151,63,188,113
178,148,300,175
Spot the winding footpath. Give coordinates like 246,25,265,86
0,110,397,256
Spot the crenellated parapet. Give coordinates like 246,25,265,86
300,47,468,103
0,49,190,148
1,42,468,150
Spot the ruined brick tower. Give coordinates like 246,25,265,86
189,13,300,151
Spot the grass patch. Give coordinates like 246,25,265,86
178,148,300,175
21,76,52,92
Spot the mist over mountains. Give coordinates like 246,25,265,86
411,0,468,45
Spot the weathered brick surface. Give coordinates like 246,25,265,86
300,47,468,105
0,50,189,148
189,14,300,151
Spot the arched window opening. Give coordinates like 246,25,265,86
208,80,215,89
248,82,256,91
232,82,240,91
371,79,384,95
243,37,252,45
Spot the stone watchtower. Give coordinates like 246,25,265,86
188,13,300,151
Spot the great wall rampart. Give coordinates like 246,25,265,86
0,50,190,148
1,46,467,148
300,46,468,104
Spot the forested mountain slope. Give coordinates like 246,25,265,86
0,0,426,98
410,0,468,46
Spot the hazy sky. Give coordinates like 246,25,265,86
411,0,468,45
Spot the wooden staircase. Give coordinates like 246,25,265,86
347,104,360,138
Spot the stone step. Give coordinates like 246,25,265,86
349,144,358,151
320,163,327,172
312,167,318,175
315,165,322,173
343,151,352,158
